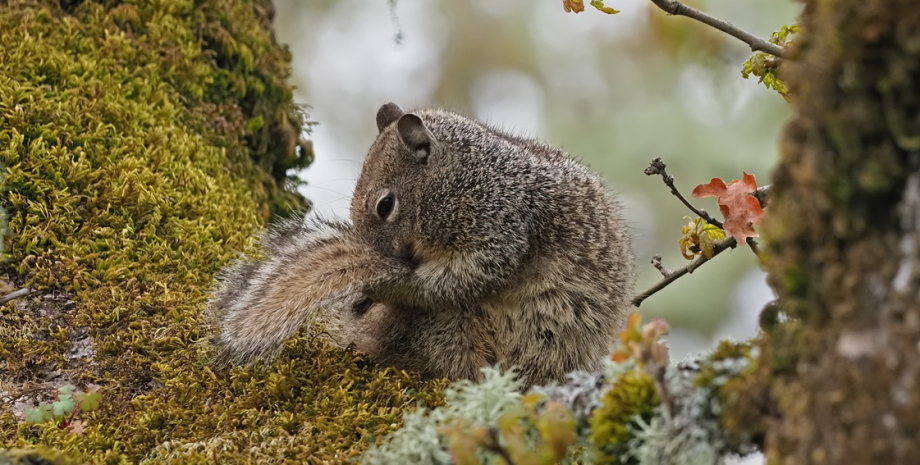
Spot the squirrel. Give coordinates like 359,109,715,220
208,102,634,386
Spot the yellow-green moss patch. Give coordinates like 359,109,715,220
0,1,444,462
588,368,659,464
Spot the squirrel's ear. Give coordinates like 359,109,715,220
376,102,404,133
396,114,433,164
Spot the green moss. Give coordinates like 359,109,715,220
857,156,897,193
0,1,443,462
781,264,807,296
0,164,6,257
0,447,84,465
588,368,659,464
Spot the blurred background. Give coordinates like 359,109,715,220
273,0,798,360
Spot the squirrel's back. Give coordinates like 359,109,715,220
408,108,635,382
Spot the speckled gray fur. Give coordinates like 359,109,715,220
208,103,634,386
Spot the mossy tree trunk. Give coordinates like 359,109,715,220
0,1,446,462
764,0,920,462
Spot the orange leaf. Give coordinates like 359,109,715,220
691,178,728,199
562,0,585,13
692,173,764,245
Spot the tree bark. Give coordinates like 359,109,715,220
765,0,920,463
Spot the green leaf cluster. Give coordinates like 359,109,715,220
590,1,620,15
23,385,102,428
742,25,799,101
679,217,726,260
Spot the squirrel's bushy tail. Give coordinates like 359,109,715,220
206,216,404,366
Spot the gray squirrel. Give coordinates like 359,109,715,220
208,103,634,386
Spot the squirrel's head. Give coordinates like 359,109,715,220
352,102,534,305
350,102,437,265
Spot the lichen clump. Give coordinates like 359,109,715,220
588,368,659,464
696,340,768,452
0,1,444,462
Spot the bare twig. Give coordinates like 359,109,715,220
751,184,772,208
647,0,788,58
651,255,673,278
642,343,674,419
632,237,738,307
386,0,405,44
645,158,723,228
746,238,762,258
744,184,772,259
485,428,516,465
0,288,33,306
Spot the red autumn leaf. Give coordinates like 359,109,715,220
691,173,765,245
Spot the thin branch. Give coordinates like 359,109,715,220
645,158,723,228
639,343,674,419
647,0,788,58
485,428,516,465
386,0,405,44
632,237,738,307
746,238,762,258
0,288,33,306
744,184,772,259
751,184,772,208
651,254,673,278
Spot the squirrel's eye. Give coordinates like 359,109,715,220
375,192,396,220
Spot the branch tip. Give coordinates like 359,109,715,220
645,157,723,228
651,255,673,278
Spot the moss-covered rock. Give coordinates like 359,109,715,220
0,1,444,462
